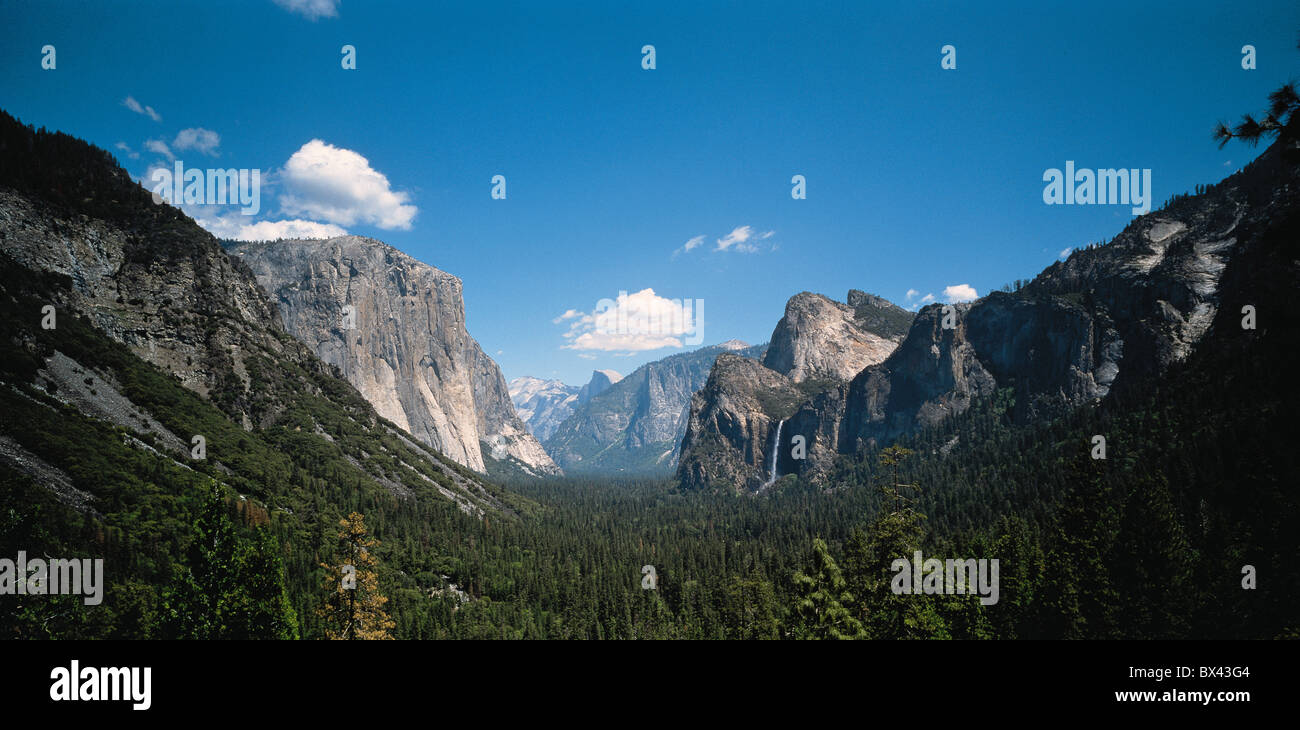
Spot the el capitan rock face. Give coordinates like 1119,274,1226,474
229,236,560,476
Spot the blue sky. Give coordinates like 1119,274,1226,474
2,0,1297,385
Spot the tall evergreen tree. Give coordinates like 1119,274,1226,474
790,538,867,640
319,512,395,640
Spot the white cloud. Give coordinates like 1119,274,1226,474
672,234,706,258
122,96,160,122
115,142,140,160
676,228,774,256
716,225,758,253
559,288,702,352
144,139,173,160
551,309,582,324
196,214,347,241
1059,247,1073,259
279,139,417,230
904,289,936,310
273,0,339,20
683,234,705,251
942,284,978,303
173,128,221,156
576,353,597,360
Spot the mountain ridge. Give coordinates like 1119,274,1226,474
678,126,1300,491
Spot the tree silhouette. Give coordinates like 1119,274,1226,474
1213,35,1300,148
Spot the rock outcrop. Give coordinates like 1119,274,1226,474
677,291,912,491
676,353,804,492
762,290,912,383
228,236,560,476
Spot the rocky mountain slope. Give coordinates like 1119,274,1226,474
677,291,910,490
544,340,765,474
509,369,622,442
227,237,559,477
678,128,1300,491
0,109,516,521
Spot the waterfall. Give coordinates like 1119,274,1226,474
763,419,785,489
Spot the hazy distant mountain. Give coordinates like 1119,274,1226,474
509,369,623,442
544,340,765,474
578,369,622,403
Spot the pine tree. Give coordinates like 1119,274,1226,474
790,538,867,640
163,482,298,639
319,512,395,640
843,445,950,639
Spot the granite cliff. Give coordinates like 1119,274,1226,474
227,237,559,477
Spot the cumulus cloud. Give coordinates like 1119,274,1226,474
196,214,347,241
273,0,339,20
122,96,161,121
279,139,417,230
943,284,979,303
173,128,221,156
551,309,582,324
558,288,703,352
